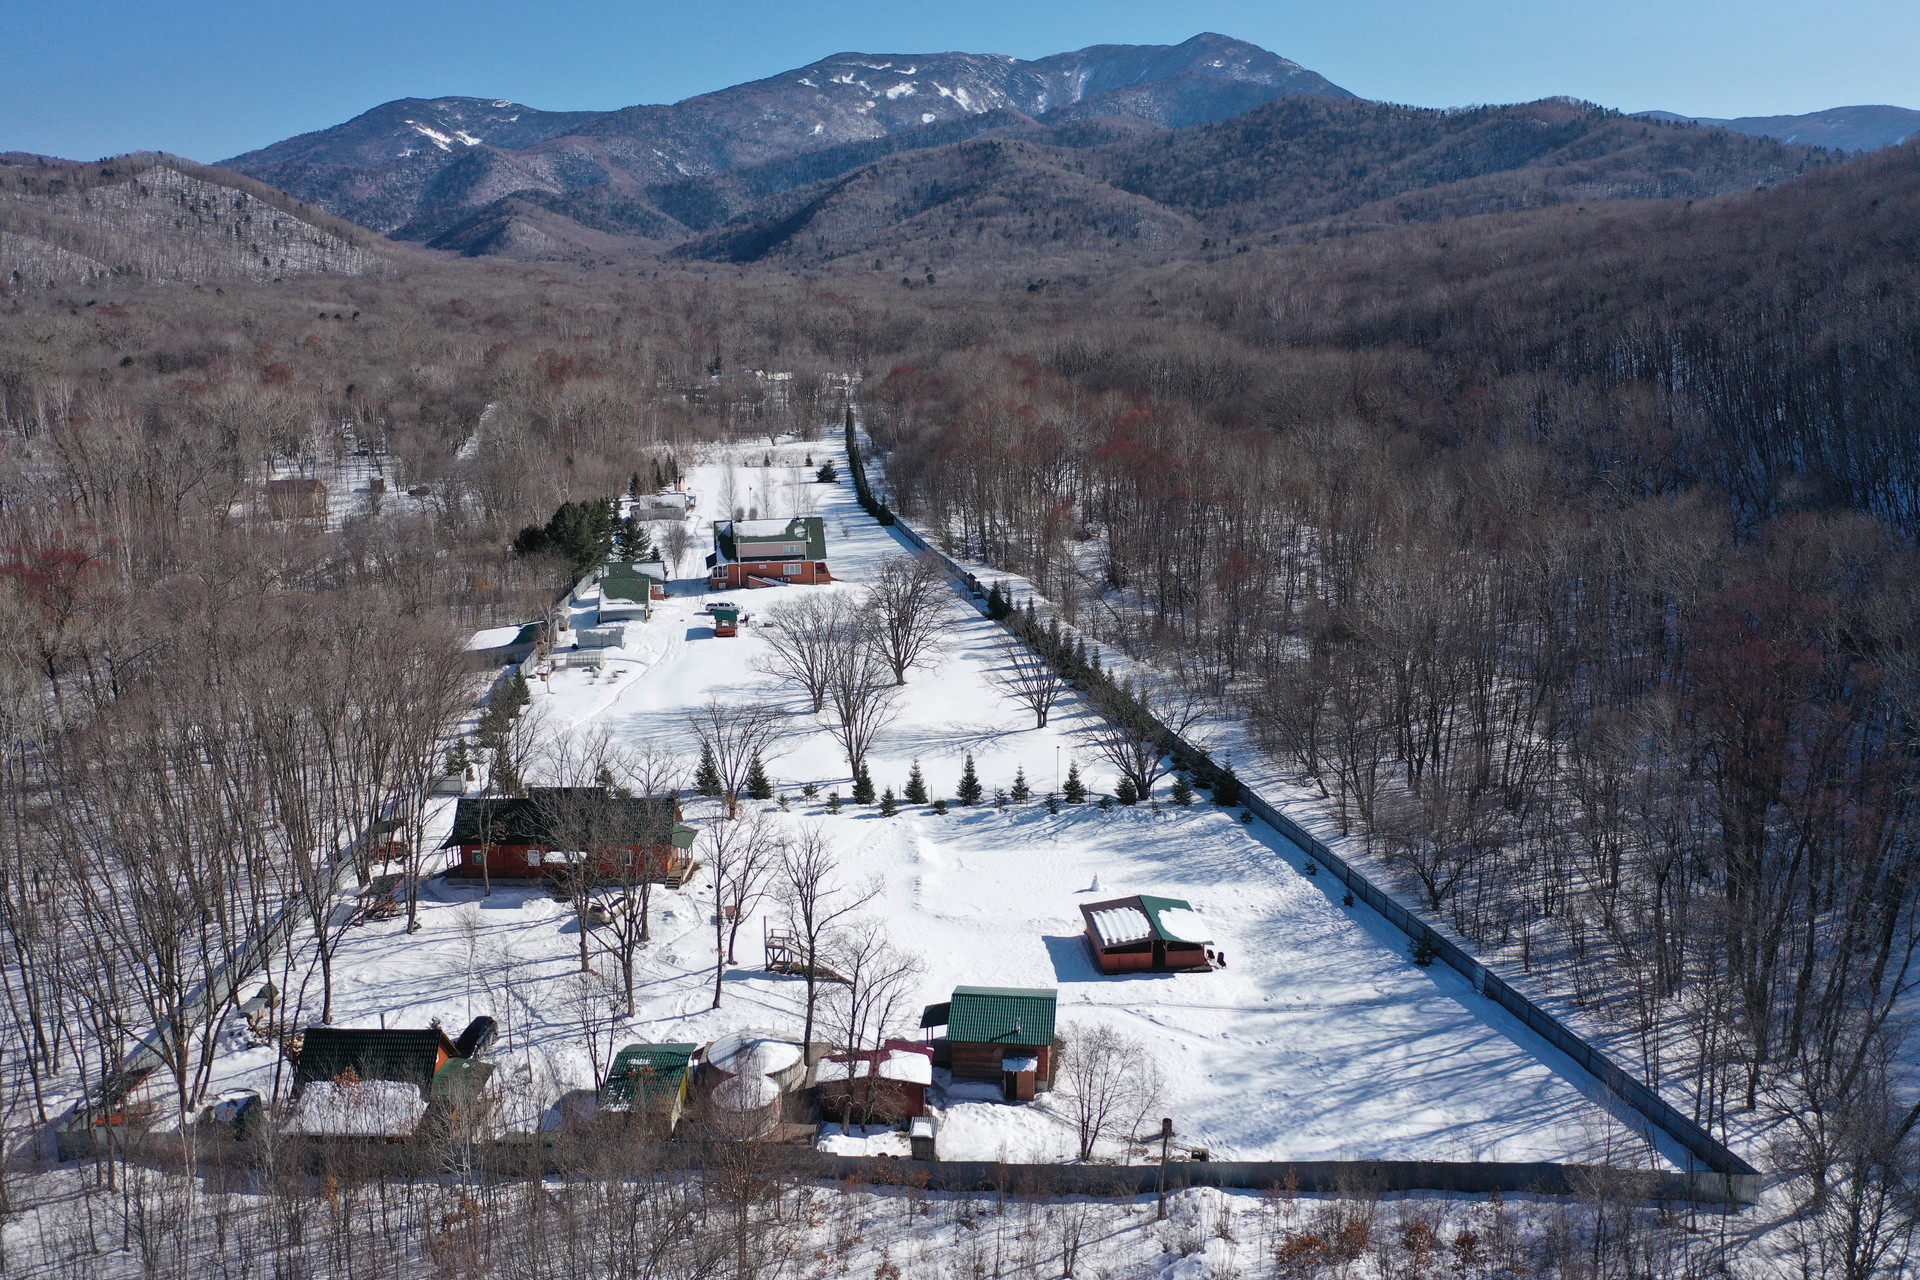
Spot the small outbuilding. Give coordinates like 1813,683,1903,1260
815,1040,933,1123
921,986,1057,1101
290,1016,497,1137
601,1043,697,1130
1079,895,1214,974
265,477,328,520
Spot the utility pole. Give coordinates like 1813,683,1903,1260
1157,1116,1174,1220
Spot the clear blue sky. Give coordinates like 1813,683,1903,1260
5,0,1914,163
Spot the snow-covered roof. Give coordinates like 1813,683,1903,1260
466,625,525,651
713,1072,781,1111
1153,907,1211,945
707,1032,803,1077
1090,906,1153,947
816,1049,933,1085
287,1079,427,1137
734,518,804,538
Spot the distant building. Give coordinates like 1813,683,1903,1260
1080,895,1215,974
440,788,697,883
265,477,327,520
707,516,831,589
921,986,1057,1101
635,492,693,521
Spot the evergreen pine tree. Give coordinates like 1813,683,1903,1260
1090,647,1103,678
1115,776,1140,806
1011,766,1031,802
746,753,772,800
1063,762,1086,805
931,798,948,815
904,760,928,805
1098,794,1115,812
1045,792,1060,815
957,754,983,806
852,763,875,805
879,787,898,817
816,460,837,483
994,787,1007,810
1171,774,1195,806
630,471,643,497
825,790,842,814
802,781,819,800
1213,763,1243,807
695,744,722,797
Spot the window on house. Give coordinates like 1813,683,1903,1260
525,849,541,867
784,563,802,575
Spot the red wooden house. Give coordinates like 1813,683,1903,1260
707,516,831,589
441,788,698,883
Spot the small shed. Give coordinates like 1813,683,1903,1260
921,986,1057,1099
265,477,328,520
290,1015,497,1137
602,1043,697,1130
711,605,739,637
1079,895,1214,974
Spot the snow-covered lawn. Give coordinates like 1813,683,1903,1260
199,442,1653,1167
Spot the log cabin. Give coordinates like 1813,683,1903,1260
921,986,1057,1100
441,788,698,883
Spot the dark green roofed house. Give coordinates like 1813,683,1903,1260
921,986,1057,1100
441,787,698,883
599,560,667,621
707,516,831,589
289,1016,497,1137
601,1043,697,1129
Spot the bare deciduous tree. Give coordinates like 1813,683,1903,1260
820,628,900,779
756,593,860,714
779,827,878,1056
864,554,951,684
822,921,924,1123
1055,1023,1165,1161
988,634,1070,728
687,697,786,818
703,811,780,1009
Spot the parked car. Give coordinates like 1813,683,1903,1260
587,895,634,927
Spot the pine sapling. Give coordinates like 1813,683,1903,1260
1115,776,1140,806
746,753,772,800
931,798,948,816
1170,775,1195,806
1045,792,1060,815
826,790,842,814
851,763,875,805
904,760,928,805
1063,762,1086,805
879,787,898,818
1011,766,1031,803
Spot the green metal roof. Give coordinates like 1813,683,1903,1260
1138,895,1212,945
947,986,1057,1047
601,1043,696,1110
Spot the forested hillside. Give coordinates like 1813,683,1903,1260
2,121,1918,1277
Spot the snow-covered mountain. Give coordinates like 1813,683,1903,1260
220,34,1352,235
1637,105,1920,153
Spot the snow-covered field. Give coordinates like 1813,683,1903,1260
199,442,1655,1167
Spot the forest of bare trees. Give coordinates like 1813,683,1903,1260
2,131,1919,1273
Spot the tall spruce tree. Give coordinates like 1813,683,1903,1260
957,754,983,806
695,743,722,797
746,753,772,800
